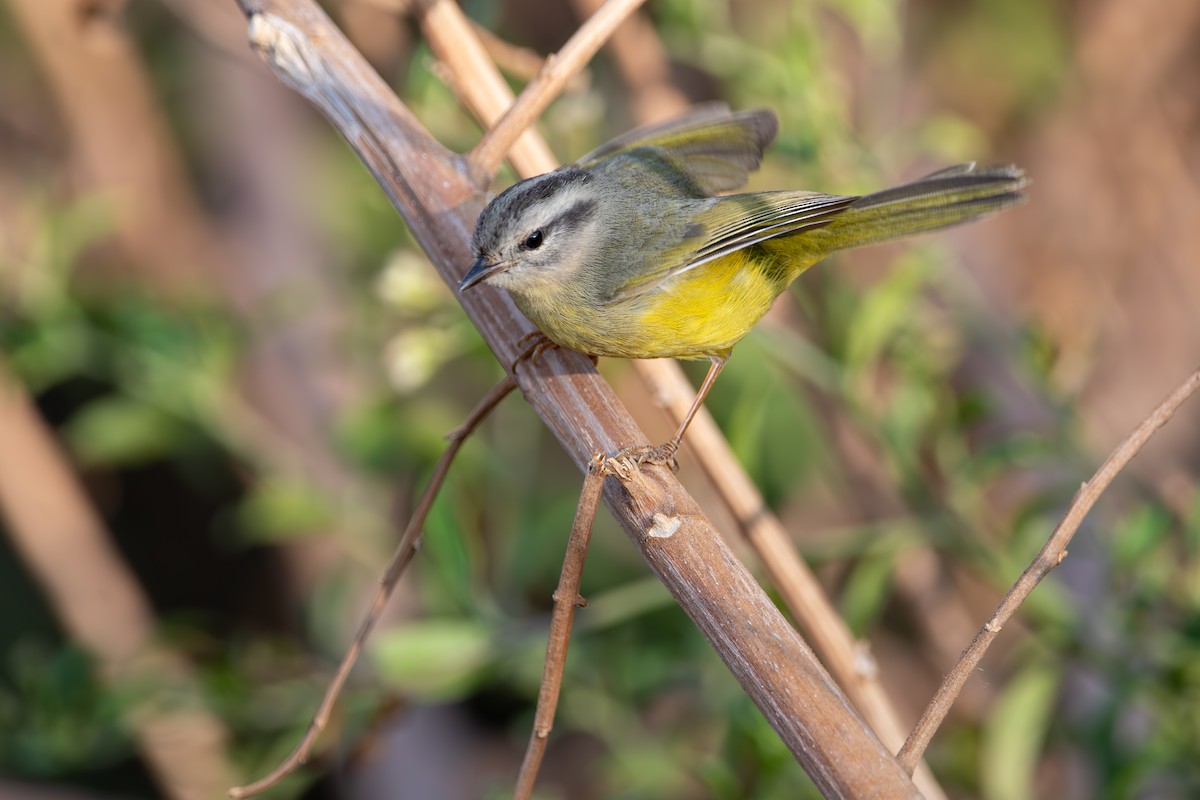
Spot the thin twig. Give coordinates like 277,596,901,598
467,0,646,181
897,366,1200,773
230,376,518,798
415,0,557,178
512,454,606,800
472,22,591,92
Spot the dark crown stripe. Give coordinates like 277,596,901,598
548,198,599,234
499,167,593,223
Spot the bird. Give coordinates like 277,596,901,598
460,105,1027,466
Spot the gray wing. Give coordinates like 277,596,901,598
606,189,856,303
576,105,779,195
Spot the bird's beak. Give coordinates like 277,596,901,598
459,257,509,291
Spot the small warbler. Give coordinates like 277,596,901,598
461,106,1027,464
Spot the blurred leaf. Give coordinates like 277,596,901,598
235,477,337,542
577,577,674,633
1,319,94,392
63,395,189,467
843,252,931,372
716,337,825,504
981,661,1061,800
1112,504,1172,568
838,553,896,635
918,112,992,163
422,487,479,614
21,194,114,313
0,643,128,775
337,396,458,474
372,619,497,701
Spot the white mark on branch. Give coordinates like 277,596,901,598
247,14,315,89
244,13,368,155
648,513,681,539
853,642,879,680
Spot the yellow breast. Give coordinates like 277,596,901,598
632,247,788,359
512,246,803,361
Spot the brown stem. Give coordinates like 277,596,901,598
897,366,1200,773
466,0,647,181
512,455,606,800
415,0,558,178
229,376,518,798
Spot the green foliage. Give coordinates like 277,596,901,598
2,0,1195,798
373,619,498,701
981,662,1061,800
0,644,129,775
63,395,191,467
235,476,340,542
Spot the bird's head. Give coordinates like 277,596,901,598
460,167,603,295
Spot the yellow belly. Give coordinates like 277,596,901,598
513,247,800,361
629,247,788,359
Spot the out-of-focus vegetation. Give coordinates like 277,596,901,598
1,0,1198,798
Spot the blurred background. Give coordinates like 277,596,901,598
1,0,1198,798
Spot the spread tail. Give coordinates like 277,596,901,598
820,163,1028,252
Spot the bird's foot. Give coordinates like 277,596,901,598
604,443,679,477
511,332,558,372
511,333,597,374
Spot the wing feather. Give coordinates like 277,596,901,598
606,191,856,303
577,105,779,195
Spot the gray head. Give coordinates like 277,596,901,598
459,167,603,293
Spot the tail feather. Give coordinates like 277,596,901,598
820,164,1028,252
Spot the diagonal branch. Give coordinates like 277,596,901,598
897,366,1200,773
415,0,558,177
230,376,518,798
466,0,646,181
230,0,920,796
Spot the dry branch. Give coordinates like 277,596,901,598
231,376,518,797
232,0,920,795
415,0,557,178
466,0,647,180
898,366,1200,772
513,456,606,799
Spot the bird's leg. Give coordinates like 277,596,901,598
511,333,598,375
610,356,727,472
665,356,726,453
512,332,559,372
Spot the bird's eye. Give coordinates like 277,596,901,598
523,230,544,250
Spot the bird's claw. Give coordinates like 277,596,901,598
603,443,679,477
511,332,558,373
511,333,597,374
